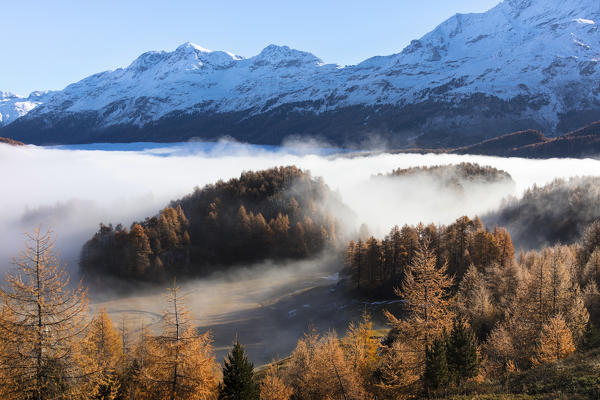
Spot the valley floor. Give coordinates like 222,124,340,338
94,260,401,365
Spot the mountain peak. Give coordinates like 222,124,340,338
253,44,323,66
176,41,212,53
127,42,243,73
3,0,600,144
0,91,20,100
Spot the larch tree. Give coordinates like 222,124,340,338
351,239,366,290
583,281,600,325
384,240,454,384
456,264,496,339
517,247,588,353
0,229,90,400
482,324,517,378
363,237,382,290
533,313,575,365
84,308,123,400
344,311,379,394
285,330,365,400
486,260,522,313
259,364,292,400
493,227,515,269
583,249,600,288
312,332,365,400
580,220,600,266
141,281,219,400
114,315,138,400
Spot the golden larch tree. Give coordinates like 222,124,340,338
457,264,496,338
482,323,517,378
533,313,575,364
383,239,454,386
0,229,90,400
344,311,379,395
140,281,219,400
514,246,587,358
83,308,123,399
259,364,292,400
285,330,365,400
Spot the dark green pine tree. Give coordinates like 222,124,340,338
446,319,479,385
423,336,449,392
582,322,600,350
218,339,260,400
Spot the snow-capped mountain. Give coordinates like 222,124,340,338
2,0,600,147
0,91,54,126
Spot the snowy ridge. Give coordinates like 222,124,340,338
2,0,600,144
0,91,54,126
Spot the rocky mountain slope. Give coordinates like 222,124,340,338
1,0,599,147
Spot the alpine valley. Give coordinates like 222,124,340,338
1,0,600,148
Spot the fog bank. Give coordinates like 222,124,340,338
1,141,599,274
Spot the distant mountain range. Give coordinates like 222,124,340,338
1,0,599,148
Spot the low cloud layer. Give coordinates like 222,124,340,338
1,141,600,275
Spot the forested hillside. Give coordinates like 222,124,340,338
484,176,600,249
0,136,23,146
80,166,348,283
335,218,600,398
345,216,515,294
453,121,600,159
3,217,600,399
382,162,514,192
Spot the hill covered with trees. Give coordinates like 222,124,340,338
484,176,600,249
0,136,24,146
382,162,514,192
80,166,349,283
453,120,600,159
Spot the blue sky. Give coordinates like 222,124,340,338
2,0,500,95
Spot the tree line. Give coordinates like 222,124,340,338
345,216,515,293
80,166,346,284
383,162,514,191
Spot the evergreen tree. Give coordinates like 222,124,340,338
446,319,479,385
218,340,259,400
581,322,600,350
423,337,449,392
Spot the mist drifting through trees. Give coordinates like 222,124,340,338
1,141,600,398
1,141,599,273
